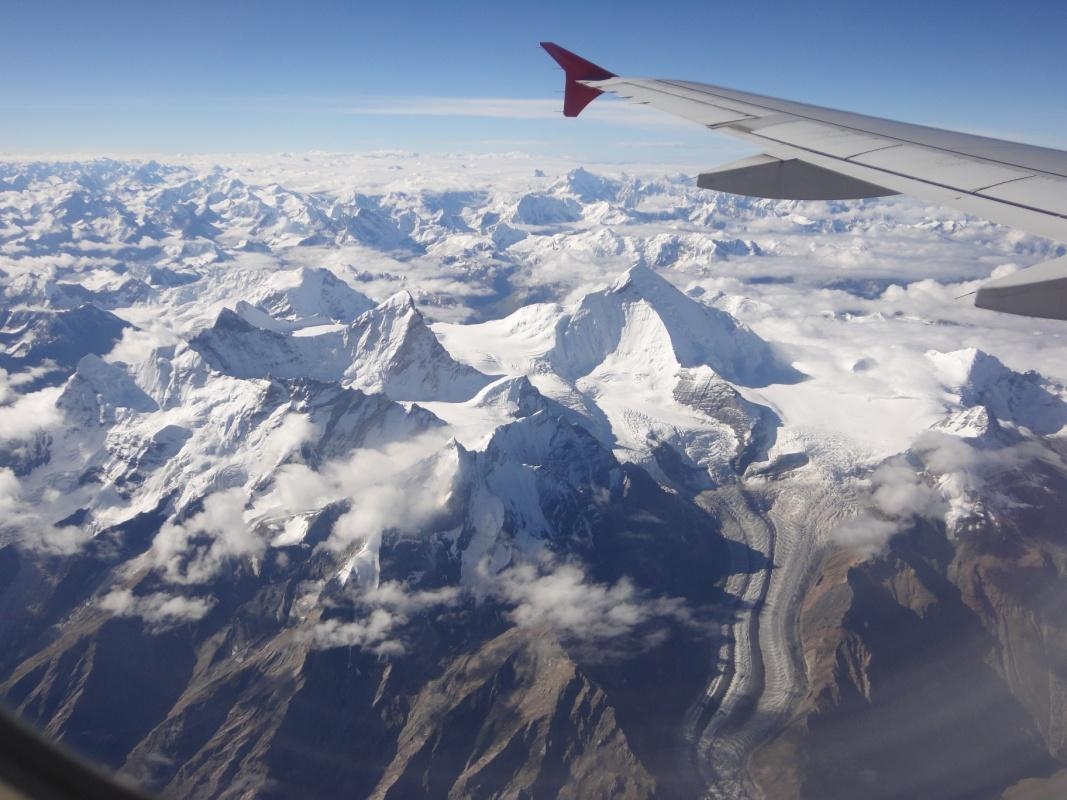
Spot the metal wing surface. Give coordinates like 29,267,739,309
541,42,1067,320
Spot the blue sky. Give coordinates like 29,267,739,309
2,0,1066,162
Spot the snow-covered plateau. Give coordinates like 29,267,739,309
1,153,1066,800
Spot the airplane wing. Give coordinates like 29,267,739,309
540,42,1067,321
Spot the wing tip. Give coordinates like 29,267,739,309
539,42,615,117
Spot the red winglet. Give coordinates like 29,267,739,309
540,42,616,118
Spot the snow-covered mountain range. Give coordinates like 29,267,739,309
1,154,1066,800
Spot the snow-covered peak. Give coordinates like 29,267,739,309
485,410,609,475
0,304,131,375
552,263,800,388
274,378,445,464
343,294,495,402
242,267,374,330
931,405,1013,446
466,410,623,561
379,289,417,311
608,262,667,294
471,375,545,418
2,273,94,309
191,307,351,383
928,348,1067,435
233,301,288,332
191,294,494,403
419,375,595,451
57,354,158,425
551,167,620,203
510,193,582,226
928,348,1002,391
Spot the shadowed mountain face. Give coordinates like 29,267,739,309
0,305,131,387
190,292,497,402
0,426,757,800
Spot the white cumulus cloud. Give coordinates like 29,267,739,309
485,560,697,658
832,456,947,556
308,580,462,655
100,587,214,631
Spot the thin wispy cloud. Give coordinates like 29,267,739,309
340,96,691,128
1,94,695,131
